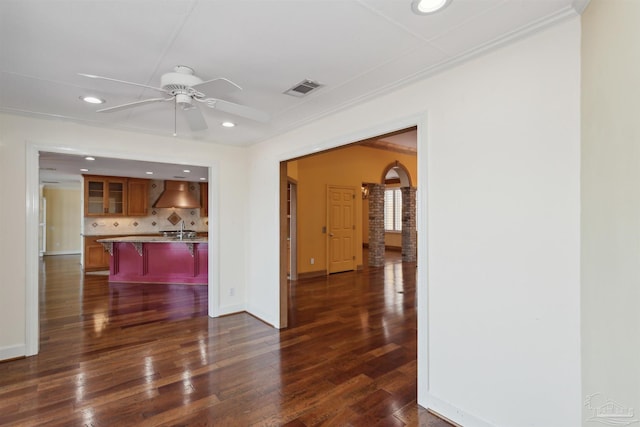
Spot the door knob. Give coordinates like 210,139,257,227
329,233,334,237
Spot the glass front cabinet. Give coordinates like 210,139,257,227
84,175,127,216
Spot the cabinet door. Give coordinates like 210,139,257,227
106,179,126,215
84,176,127,216
127,179,148,216
84,236,110,271
86,179,106,215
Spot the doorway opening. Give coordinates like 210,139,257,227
365,160,417,267
279,126,417,327
26,145,218,356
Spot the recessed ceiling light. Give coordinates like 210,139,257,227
80,168,89,172
222,121,235,128
80,96,105,104
183,169,191,173
145,171,153,175
85,156,95,161
199,177,206,181
411,0,451,14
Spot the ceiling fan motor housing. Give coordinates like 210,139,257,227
161,66,204,106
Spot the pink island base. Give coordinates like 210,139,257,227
97,236,208,285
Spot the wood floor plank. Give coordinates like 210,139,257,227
0,253,454,426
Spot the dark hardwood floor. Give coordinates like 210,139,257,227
0,252,453,426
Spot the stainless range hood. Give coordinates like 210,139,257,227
153,180,200,209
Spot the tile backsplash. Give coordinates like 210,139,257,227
84,180,208,236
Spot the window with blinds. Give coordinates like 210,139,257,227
384,188,402,231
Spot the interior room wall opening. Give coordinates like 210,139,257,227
35,150,212,352
279,127,418,328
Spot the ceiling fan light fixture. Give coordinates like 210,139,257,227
411,0,451,15
80,95,105,104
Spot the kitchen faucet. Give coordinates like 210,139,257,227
178,220,185,240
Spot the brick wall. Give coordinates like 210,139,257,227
368,184,385,267
401,187,417,262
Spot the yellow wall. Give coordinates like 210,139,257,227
287,160,298,181
43,187,81,254
293,144,416,274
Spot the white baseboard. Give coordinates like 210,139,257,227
215,304,278,329
44,250,81,256
0,344,26,361
424,392,495,427
217,304,246,317
245,304,278,328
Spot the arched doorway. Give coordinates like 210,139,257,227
368,161,416,267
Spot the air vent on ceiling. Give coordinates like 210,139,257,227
284,79,323,97
173,176,186,179
40,167,57,171
42,181,60,184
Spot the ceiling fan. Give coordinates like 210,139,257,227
79,65,269,132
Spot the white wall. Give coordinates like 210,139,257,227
247,18,581,427
0,114,248,358
0,14,586,427
581,1,640,425
0,119,25,358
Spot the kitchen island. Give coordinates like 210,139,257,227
97,236,208,285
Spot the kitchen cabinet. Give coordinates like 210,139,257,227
200,182,208,217
84,175,127,216
84,235,113,271
127,178,149,216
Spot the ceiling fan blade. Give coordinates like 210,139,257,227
203,98,270,123
192,77,242,98
183,105,208,132
97,97,173,113
79,73,166,93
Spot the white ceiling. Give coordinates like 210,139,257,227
4,0,588,186
1,0,588,149
380,129,417,151
39,151,209,187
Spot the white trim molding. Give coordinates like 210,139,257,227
25,143,40,356
0,344,26,361
426,392,495,427
43,251,81,256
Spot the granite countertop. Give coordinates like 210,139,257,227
96,236,208,243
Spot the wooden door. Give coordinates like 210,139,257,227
327,186,356,274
